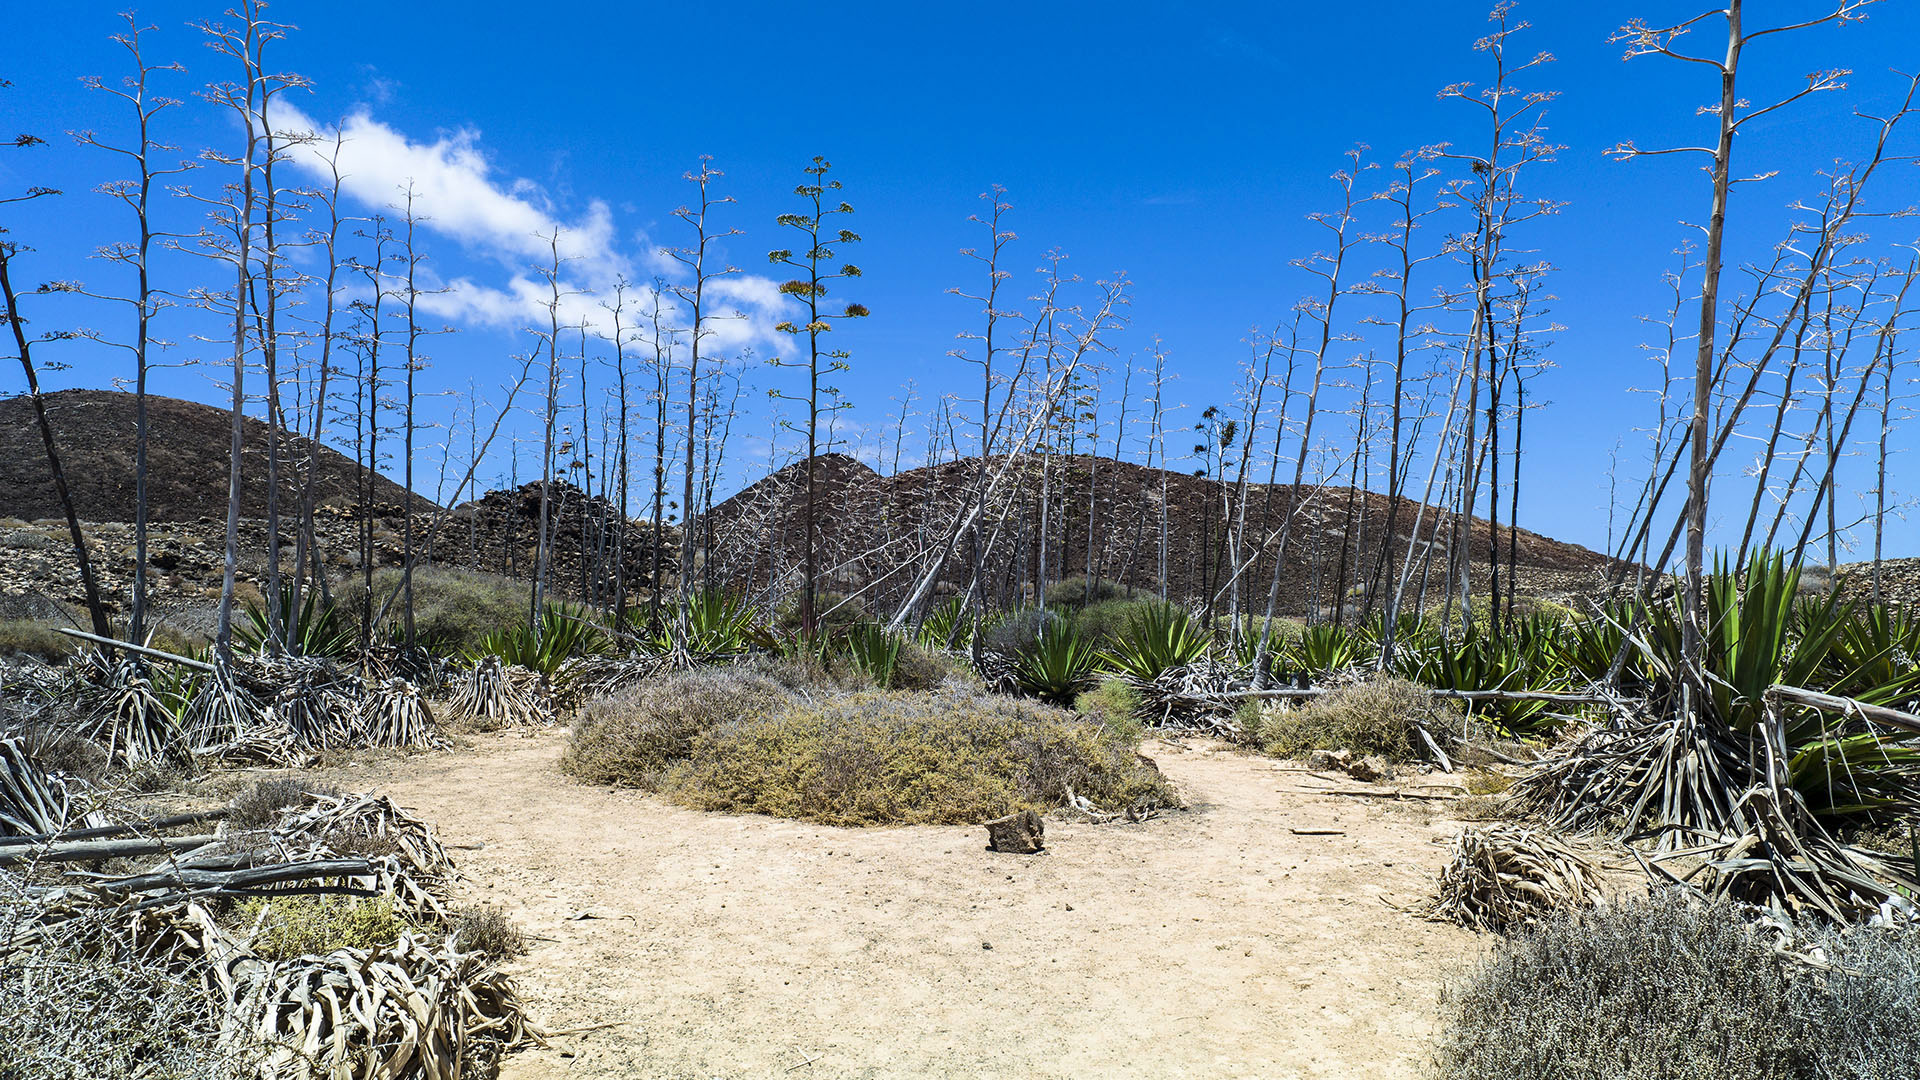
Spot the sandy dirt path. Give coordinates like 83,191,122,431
345,733,1483,1079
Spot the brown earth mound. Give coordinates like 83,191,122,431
0,389,424,523
705,452,1618,616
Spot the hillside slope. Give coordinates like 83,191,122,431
0,389,424,523
705,453,1615,616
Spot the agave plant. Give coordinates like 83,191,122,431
1526,551,1920,838
471,604,610,689
1281,622,1375,673
916,597,980,651
1012,620,1102,706
1640,553,1920,735
1823,602,1920,711
1101,602,1210,681
1393,618,1567,737
632,590,770,657
830,623,901,687
1547,602,1642,688
237,584,356,660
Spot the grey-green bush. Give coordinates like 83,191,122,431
0,902,236,1080
562,667,794,789
982,607,1056,653
1435,891,1920,1080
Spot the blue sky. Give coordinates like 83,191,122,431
5,2,1920,557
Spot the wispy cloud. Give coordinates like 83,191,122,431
268,102,792,348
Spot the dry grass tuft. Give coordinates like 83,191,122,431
226,775,342,829
1253,677,1459,762
451,904,528,959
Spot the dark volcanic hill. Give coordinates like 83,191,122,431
705,452,1617,618
0,389,424,523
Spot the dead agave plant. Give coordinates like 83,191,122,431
271,792,453,922
179,663,256,756
217,933,538,1079
358,676,442,748
1640,786,1920,925
1427,823,1606,933
446,656,553,730
0,737,107,837
74,656,179,768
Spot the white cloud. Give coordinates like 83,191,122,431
266,102,795,349
273,102,620,276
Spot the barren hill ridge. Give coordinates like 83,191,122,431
0,389,424,524
705,452,1615,613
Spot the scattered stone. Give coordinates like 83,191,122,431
1345,755,1392,783
984,809,1045,854
1307,749,1352,772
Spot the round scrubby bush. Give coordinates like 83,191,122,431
1043,575,1136,610
982,607,1057,653
1072,597,1180,647
1435,892,1920,1080
562,667,794,789
1253,676,1457,761
668,685,1178,826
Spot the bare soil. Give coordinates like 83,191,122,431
329,734,1485,1079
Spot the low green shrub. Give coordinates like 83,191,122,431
337,567,528,656
669,685,1178,826
1073,596,1175,646
235,894,411,960
1253,677,1458,761
903,641,970,690
0,618,76,663
1076,679,1145,745
1044,575,1136,610
1435,893,1920,1080
561,667,793,789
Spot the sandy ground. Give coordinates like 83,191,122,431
332,733,1485,1079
